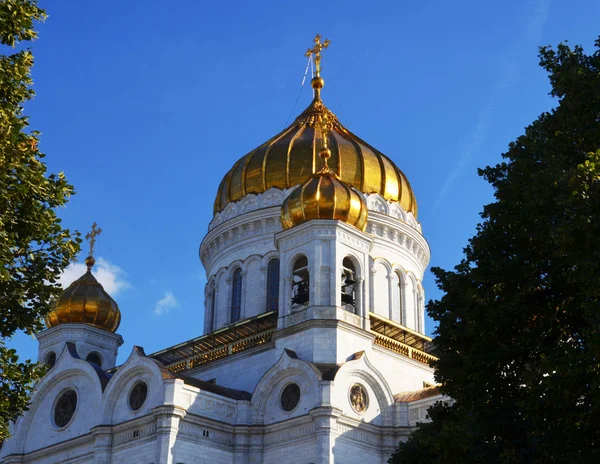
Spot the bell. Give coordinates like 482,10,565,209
292,280,309,305
344,274,355,287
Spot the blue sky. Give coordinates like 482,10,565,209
8,0,600,363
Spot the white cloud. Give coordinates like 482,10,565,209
59,257,129,295
153,291,178,316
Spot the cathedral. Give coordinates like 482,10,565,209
0,36,445,464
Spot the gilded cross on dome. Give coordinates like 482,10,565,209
305,34,330,77
85,222,102,258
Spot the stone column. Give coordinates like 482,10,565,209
310,407,341,464
91,425,113,463
355,276,364,318
259,264,267,315
153,405,186,464
386,273,394,321
233,425,250,464
225,277,232,324
360,277,371,330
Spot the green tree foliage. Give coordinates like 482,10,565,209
390,38,600,464
0,0,80,440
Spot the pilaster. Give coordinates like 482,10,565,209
153,405,186,464
248,428,264,464
310,407,342,464
233,425,250,464
91,425,113,463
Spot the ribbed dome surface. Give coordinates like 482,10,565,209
45,257,121,333
281,161,368,231
214,98,417,217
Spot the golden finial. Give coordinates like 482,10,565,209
316,112,333,169
84,222,102,270
305,34,330,99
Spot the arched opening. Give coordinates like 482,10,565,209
45,351,56,368
208,280,216,332
341,257,357,313
230,268,242,323
291,255,309,306
86,352,102,368
266,258,280,312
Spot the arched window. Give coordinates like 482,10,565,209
86,352,102,367
393,272,403,324
230,268,242,323
266,258,280,312
208,280,216,331
45,351,56,368
341,257,357,313
291,256,309,306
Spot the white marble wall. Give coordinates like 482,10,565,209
201,192,430,335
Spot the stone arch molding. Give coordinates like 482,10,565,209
332,352,395,426
341,252,364,279
250,349,322,424
101,346,167,424
6,343,105,455
3,344,168,457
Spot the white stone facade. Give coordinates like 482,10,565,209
201,191,429,334
1,164,446,464
2,331,443,463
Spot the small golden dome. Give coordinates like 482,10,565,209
281,159,368,231
44,256,121,333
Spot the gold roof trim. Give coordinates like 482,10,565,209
394,385,442,403
369,312,434,351
150,311,278,371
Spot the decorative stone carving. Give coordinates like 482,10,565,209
367,194,388,214
350,384,368,413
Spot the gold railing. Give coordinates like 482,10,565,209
373,333,437,365
167,330,274,372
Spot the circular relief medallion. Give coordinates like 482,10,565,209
54,389,77,427
280,383,301,412
350,384,368,413
129,381,148,411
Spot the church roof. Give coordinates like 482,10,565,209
215,96,417,217
214,36,417,218
394,384,442,403
45,255,121,333
149,310,277,371
176,375,252,401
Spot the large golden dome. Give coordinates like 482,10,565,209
214,97,418,218
45,256,121,333
281,146,368,231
